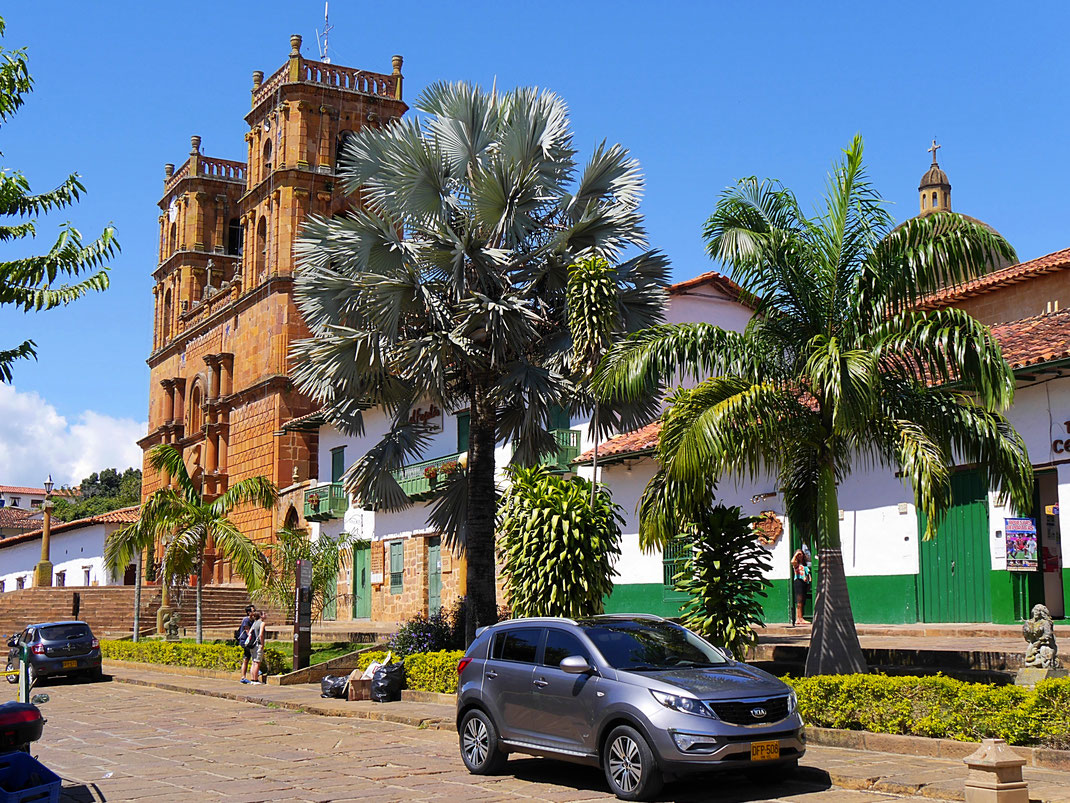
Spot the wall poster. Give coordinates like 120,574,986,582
1005,517,1038,572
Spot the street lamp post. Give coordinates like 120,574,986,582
32,475,54,588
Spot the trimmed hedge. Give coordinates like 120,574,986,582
788,674,1070,747
356,649,464,695
101,639,287,675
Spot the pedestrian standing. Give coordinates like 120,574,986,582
791,545,811,626
238,605,256,684
248,611,266,684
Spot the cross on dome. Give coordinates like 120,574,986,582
928,138,941,164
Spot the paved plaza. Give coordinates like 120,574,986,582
10,677,957,803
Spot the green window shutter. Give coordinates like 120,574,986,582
389,540,404,595
331,447,345,483
549,404,571,431
457,412,470,452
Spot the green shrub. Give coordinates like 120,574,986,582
787,674,1070,747
101,639,287,675
353,649,462,694
388,610,455,655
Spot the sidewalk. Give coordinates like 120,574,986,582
104,662,1070,802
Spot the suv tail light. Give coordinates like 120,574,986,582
91,638,99,649
30,644,44,655
457,657,472,676
0,709,41,726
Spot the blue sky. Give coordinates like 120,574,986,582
0,1,1067,485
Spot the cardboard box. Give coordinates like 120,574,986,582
348,678,372,701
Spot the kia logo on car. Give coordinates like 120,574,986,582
750,707,767,719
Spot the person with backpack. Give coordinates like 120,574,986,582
248,611,267,684
237,605,256,684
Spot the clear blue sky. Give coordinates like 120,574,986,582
1,1,1067,476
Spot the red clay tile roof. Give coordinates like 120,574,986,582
577,421,661,465
0,505,141,548
0,507,33,530
669,271,752,306
0,485,48,496
918,247,1070,310
579,310,1070,463
990,310,1070,371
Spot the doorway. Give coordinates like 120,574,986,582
352,544,371,619
428,537,442,614
918,471,991,622
1036,470,1064,617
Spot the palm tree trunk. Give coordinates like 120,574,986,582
196,549,204,645
464,383,498,645
133,550,142,643
589,406,599,508
804,459,868,676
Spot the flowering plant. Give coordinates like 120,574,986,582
439,460,460,477
423,465,439,480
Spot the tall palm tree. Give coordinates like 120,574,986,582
291,82,667,642
594,136,1034,674
105,444,276,643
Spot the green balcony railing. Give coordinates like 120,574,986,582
303,482,348,521
539,428,581,472
391,452,463,500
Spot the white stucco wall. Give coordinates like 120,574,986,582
0,522,125,591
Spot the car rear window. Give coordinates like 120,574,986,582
491,628,541,663
39,624,92,641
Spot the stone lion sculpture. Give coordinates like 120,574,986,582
1023,604,1058,669
163,611,181,640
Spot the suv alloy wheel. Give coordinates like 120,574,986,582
603,725,663,801
459,709,508,775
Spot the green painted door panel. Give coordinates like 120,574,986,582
918,471,991,622
352,546,371,619
428,537,442,613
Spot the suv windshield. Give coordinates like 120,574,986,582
39,624,91,641
581,620,728,671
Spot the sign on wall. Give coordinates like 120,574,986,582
409,403,443,433
1005,517,1038,572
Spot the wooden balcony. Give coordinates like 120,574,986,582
303,482,347,521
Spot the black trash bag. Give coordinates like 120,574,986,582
371,661,405,703
320,675,348,699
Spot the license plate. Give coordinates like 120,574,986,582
750,740,780,761
62,660,77,669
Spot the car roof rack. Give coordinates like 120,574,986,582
592,613,666,622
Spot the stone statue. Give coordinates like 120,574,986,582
1023,604,1058,669
163,611,181,641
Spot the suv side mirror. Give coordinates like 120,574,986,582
30,694,49,706
559,655,593,675
5,637,15,648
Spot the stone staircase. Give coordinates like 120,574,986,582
0,586,284,639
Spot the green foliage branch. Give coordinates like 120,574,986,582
672,505,772,657
498,465,623,618
254,528,358,621
52,467,141,522
0,17,118,382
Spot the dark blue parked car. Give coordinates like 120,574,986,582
5,621,102,684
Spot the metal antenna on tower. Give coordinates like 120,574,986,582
319,1,333,64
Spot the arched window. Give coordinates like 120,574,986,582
227,218,243,256
943,192,949,209
162,288,173,343
262,139,273,182
932,191,938,208
921,194,926,210
256,216,268,279
189,383,204,433
169,222,177,255
284,506,300,533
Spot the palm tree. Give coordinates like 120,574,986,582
594,136,1034,675
291,82,667,642
105,444,276,643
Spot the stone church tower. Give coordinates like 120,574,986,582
139,35,407,583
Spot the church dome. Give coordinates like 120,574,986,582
919,163,949,190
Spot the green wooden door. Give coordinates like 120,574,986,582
918,471,991,622
352,545,371,619
428,537,442,613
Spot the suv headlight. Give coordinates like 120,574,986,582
651,690,715,719
787,690,798,715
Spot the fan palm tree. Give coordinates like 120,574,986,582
594,135,1034,674
105,444,277,643
291,82,667,642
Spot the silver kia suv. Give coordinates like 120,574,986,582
456,614,804,801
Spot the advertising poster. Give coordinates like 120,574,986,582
1005,517,1038,572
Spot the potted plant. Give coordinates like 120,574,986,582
423,464,440,487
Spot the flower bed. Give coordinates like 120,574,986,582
788,674,1070,747
101,639,287,675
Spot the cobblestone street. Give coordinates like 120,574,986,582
22,678,924,802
